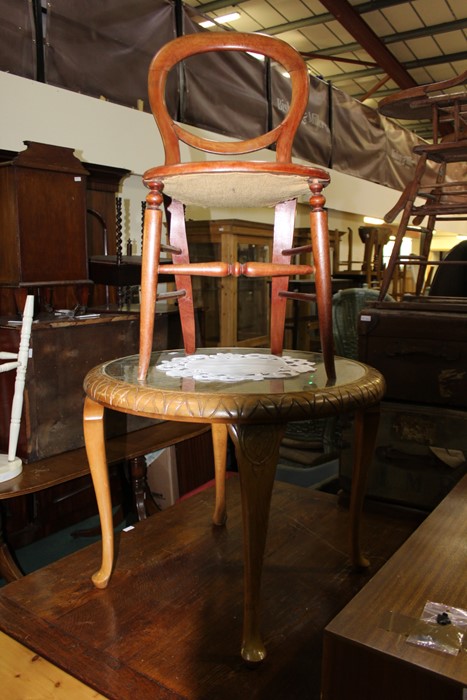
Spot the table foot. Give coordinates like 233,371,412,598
241,638,267,666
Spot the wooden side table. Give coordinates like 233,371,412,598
83,347,385,664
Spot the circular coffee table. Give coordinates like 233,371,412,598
83,348,385,664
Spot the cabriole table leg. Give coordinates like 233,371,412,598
228,422,286,665
349,404,381,570
83,396,114,589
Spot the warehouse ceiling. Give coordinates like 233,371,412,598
183,0,467,139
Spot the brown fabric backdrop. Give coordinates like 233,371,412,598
331,86,387,184
270,68,331,167
45,0,177,112
0,0,36,79
180,17,268,142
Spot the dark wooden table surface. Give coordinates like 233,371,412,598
322,474,467,700
0,477,422,700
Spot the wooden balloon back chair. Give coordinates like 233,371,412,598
138,31,335,382
378,70,467,300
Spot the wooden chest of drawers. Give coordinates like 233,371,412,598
0,309,186,462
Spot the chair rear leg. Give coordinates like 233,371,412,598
168,200,197,354
270,200,296,354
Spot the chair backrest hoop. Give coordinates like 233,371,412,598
148,32,310,165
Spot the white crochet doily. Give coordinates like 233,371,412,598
156,353,316,383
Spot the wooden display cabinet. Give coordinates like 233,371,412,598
186,219,275,347
0,141,91,314
0,142,132,314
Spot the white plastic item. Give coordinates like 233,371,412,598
0,295,34,483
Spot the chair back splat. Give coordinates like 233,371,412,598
139,32,335,381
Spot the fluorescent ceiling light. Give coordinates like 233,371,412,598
363,216,385,225
199,12,241,28
247,52,265,61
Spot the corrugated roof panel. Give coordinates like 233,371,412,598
435,29,467,53
379,3,423,33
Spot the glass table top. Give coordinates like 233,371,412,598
86,348,385,424
102,348,371,396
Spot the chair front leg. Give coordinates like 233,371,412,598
139,183,163,380
309,181,335,380
83,396,114,588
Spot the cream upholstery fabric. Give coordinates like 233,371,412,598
160,172,313,208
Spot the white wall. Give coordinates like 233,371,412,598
1,70,464,254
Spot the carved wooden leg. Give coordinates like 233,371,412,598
210,424,228,526
228,422,285,665
349,404,381,570
0,508,22,582
0,540,22,582
83,396,114,589
129,455,149,521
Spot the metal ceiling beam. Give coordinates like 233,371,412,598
264,1,411,36
323,50,467,83
317,0,417,89
195,0,407,18
302,19,467,58
192,0,244,12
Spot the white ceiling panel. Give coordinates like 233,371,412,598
300,22,348,49
435,29,467,53
301,0,327,14
271,0,310,22
363,10,396,36
324,18,355,44
404,36,442,60
411,0,455,24
446,0,467,15
387,41,418,63
239,0,284,26
380,4,423,32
